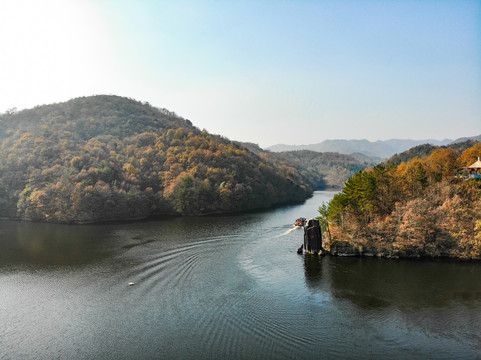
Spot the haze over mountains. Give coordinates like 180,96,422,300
267,138,457,159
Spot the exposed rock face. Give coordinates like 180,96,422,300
361,247,400,259
328,241,360,257
360,247,379,257
328,242,405,258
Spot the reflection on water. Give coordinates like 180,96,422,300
325,257,481,311
0,221,111,266
303,254,324,286
1,191,481,359
302,256,481,354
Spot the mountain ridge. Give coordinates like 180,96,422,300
267,138,454,158
237,142,379,189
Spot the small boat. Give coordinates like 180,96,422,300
294,217,306,227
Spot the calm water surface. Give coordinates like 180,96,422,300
1,191,480,359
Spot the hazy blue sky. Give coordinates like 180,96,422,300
1,0,479,147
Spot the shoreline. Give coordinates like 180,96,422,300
325,240,481,261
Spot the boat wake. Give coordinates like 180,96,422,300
275,226,299,238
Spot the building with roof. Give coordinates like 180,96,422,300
468,157,481,170
461,156,481,179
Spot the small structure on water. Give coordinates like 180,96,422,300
296,218,324,255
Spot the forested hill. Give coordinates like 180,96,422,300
0,95,311,223
323,142,481,259
386,139,480,166
0,95,192,140
237,143,378,189
262,150,374,190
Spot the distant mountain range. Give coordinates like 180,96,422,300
451,135,481,144
267,139,454,159
268,136,481,159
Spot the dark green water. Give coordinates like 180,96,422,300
1,191,480,359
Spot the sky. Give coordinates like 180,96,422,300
0,0,480,148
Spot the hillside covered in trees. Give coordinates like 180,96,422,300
262,150,374,189
238,143,377,189
386,140,479,166
322,142,481,259
0,95,312,223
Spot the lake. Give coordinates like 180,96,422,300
1,191,480,359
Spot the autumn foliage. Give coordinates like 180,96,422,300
324,145,481,259
0,96,311,223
